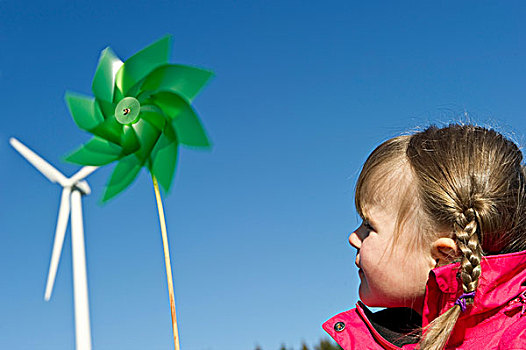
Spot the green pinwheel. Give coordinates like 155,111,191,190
65,35,213,201
64,35,213,350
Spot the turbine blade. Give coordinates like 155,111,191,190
69,166,99,185
9,138,68,186
44,187,71,301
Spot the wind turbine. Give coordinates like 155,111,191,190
10,137,98,350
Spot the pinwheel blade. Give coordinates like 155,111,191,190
102,154,142,202
115,35,172,96
150,133,179,193
139,104,166,130
92,117,124,146
141,64,214,102
97,99,117,121
65,137,123,166
121,125,141,155
44,187,71,301
92,47,123,103
131,118,162,161
152,92,211,147
9,138,68,186
65,92,105,132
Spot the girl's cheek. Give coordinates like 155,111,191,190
359,246,382,272
361,239,386,264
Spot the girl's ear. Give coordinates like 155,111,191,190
431,237,459,267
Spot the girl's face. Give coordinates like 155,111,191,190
349,203,435,313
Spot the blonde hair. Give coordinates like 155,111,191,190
355,124,526,349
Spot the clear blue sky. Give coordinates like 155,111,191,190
1,1,526,349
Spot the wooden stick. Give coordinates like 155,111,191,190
152,175,180,350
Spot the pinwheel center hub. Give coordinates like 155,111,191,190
115,97,141,125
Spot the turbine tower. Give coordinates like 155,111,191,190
10,137,98,350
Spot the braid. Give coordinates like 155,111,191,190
454,208,483,296
418,209,483,350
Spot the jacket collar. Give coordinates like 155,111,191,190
323,250,526,350
422,249,526,327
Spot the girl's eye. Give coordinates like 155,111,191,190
363,221,375,231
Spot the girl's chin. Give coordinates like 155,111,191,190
359,296,382,308
358,284,378,307
358,285,398,308
358,274,392,307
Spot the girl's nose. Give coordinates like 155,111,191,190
349,231,362,249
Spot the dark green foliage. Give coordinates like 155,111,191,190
253,338,342,350
314,339,343,350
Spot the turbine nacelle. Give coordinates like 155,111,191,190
72,180,91,195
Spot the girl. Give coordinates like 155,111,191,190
323,124,526,349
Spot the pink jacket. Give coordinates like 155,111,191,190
323,250,526,349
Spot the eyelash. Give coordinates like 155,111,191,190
363,221,374,231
